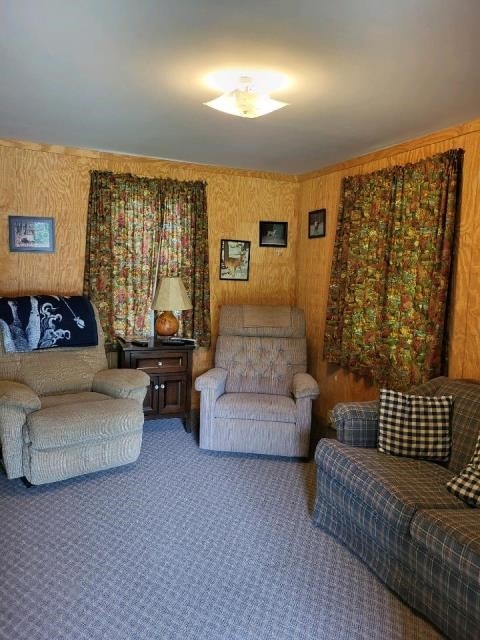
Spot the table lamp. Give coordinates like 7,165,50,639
152,277,192,337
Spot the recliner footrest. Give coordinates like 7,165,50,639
26,399,143,449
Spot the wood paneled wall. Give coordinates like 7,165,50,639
0,140,298,407
2,115,480,419
296,121,480,423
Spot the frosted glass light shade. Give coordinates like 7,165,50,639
204,89,288,119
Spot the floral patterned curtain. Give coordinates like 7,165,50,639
84,172,210,347
324,149,463,389
156,180,210,342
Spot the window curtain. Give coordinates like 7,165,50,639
156,180,210,342
84,171,210,347
324,149,463,389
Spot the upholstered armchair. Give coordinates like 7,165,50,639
0,299,149,485
195,305,319,457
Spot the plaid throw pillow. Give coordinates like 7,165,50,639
447,435,480,506
378,389,453,461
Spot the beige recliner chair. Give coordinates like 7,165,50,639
195,305,319,457
0,304,149,485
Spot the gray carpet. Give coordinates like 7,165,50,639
0,420,442,640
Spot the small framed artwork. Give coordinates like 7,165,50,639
308,209,326,238
259,221,288,247
219,239,251,281
9,216,55,253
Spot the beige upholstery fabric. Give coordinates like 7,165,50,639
0,380,41,412
195,305,319,457
40,392,111,408
25,432,142,486
215,335,306,396
293,373,320,399
204,418,310,457
214,393,296,422
26,399,141,448
0,302,148,484
243,305,291,328
92,368,150,399
219,305,305,338
0,405,26,478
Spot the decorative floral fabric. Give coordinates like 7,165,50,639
324,149,463,389
84,172,210,347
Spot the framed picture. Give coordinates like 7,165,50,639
219,239,251,281
259,221,288,247
308,209,326,238
9,216,55,253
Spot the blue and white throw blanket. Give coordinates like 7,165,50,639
0,296,98,352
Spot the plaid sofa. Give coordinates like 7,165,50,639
313,377,480,640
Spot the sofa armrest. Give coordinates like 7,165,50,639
292,373,319,399
0,381,40,479
0,380,41,413
195,368,227,395
92,369,150,403
332,400,379,447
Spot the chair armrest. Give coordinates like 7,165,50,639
92,369,150,400
292,373,319,399
0,381,40,479
332,400,379,447
195,368,227,395
0,380,41,413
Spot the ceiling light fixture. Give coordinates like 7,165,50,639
203,73,289,119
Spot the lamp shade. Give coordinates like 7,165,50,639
152,277,192,312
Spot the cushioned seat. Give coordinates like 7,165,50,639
411,509,480,585
26,399,142,449
315,440,466,534
214,393,296,423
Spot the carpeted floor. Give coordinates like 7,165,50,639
0,420,442,640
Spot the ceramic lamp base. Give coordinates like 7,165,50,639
155,310,179,336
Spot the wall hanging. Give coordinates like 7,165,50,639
219,239,250,281
259,221,288,247
308,209,326,238
9,216,55,253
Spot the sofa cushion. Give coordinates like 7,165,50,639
411,509,480,586
378,388,453,461
214,393,296,423
315,440,466,534
40,391,111,408
26,399,143,449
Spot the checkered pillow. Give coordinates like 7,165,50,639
447,435,480,506
378,389,453,461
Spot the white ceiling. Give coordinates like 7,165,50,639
2,0,480,174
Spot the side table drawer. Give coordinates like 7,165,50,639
131,350,187,374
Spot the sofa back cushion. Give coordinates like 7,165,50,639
411,377,480,474
0,304,107,395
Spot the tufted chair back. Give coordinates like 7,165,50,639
215,305,307,396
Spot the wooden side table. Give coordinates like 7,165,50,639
118,338,194,432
